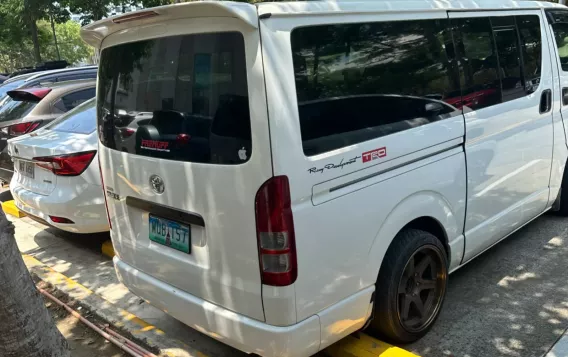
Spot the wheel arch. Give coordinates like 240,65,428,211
363,190,464,286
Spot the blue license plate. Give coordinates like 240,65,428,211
149,215,191,254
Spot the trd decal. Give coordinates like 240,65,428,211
362,147,387,163
141,139,170,152
308,156,361,174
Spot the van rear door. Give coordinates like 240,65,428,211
96,15,272,321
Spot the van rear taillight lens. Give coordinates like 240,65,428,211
255,176,297,286
7,121,42,136
33,150,96,176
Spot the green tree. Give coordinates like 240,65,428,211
39,20,95,65
0,0,69,69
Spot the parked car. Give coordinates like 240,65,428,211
9,98,108,233
7,60,69,78
82,1,568,356
0,80,96,183
0,66,97,103
0,73,39,100
0,75,7,84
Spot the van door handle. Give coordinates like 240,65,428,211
563,87,568,106
540,89,552,114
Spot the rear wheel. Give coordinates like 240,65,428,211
555,165,568,216
369,229,448,343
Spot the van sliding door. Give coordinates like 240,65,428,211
448,10,553,262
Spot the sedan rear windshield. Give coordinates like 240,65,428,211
0,96,38,122
97,32,251,165
48,99,96,134
0,79,26,100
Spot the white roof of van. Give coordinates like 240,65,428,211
81,0,566,49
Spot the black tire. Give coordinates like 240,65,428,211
556,167,568,216
368,229,448,344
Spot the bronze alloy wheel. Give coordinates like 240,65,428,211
397,244,447,333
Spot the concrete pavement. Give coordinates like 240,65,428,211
10,203,568,356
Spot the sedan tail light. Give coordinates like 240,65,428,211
5,121,42,136
33,150,96,176
119,127,135,138
255,176,297,286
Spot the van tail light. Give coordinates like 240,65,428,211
98,157,112,230
33,150,96,176
255,176,297,286
6,121,42,136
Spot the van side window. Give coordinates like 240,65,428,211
547,11,568,72
454,15,542,109
493,20,524,102
453,17,502,110
517,16,542,93
291,19,461,156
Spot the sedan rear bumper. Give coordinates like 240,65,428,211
11,181,109,233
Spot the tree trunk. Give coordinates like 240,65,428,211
23,0,42,65
50,12,61,61
0,212,69,357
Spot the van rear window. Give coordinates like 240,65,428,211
97,32,251,164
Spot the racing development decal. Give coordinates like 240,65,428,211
362,147,387,163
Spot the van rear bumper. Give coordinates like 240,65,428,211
114,257,322,357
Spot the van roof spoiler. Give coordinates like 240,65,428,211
80,1,258,49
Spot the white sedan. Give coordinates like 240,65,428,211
9,98,109,233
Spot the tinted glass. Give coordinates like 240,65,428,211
97,32,251,164
0,97,37,122
291,19,461,156
493,26,524,102
59,87,96,112
56,72,97,82
518,15,542,93
453,17,502,111
0,80,26,101
548,11,568,72
48,99,96,134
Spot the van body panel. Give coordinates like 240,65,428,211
262,9,467,321
545,8,568,200
114,257,322,357
448,10,554,261
317,286,374,351
98,16,272,321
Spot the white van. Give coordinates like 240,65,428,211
82,1,568,355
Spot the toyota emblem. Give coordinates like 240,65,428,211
149,175,164,194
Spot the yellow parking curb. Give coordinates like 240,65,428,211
2,200,26,218
325,333,420,357
101,239,115,259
